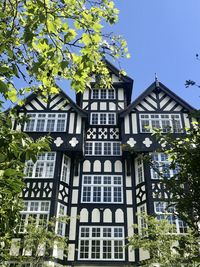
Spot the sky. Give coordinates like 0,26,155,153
4,0,200,109
110,0,200,108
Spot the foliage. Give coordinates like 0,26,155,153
0,111,51,263
128,214,200,267
7,217,69,267
154,123,200,234
0,0,129,105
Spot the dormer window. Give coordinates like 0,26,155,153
90,113,116,125
91,89,115,100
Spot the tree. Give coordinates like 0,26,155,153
0,0,129,106
128,214,200,267
0,112,51,263
154,123,200,235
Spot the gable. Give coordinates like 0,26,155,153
121,81,195,116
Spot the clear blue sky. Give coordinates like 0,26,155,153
4,0,200,109
111,0,200,108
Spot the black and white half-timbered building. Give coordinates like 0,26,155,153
13,61,196,266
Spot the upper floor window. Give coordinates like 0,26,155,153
24,113,67,132
18,201,50,233
85,142,121,156
154,202,187,234
61,154,70,183
151,153,178,179
92,89,115,100
82,175,123,203
79,226,124,260
24,152,56,178
56,203,67,236
140,114,182,133
91,113,116,125
135,156,144,185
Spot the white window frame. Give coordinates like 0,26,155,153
154,202,187,234
90,113,116,125
61,154,70,183
135,156,144,185
85,142,121,156
24,113,67,132
151,153,178,180
24,152,56,178
81,175,123,203
18,201,50,233
78,226,125,260
137,204,147,235
91,89,115,100
55,203,67,236
139,114,182,133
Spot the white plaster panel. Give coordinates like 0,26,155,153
104,160,112,172
69,207,77,240
126,175,132,187
183,113,190,128
109,102,116,110
128,246,135,262
136,105,144,111
139,248,150,261
140,100,154,111
91,102,98,110
37,96,48,108
127,208,134,236
93,160,101,172
53,243,64,260
72,189,78,204
25,104,33,110
163,100,176,111
160,96,170,108
76,115,82,134
174,105,183,111
100,102,107,110
82,102,88,109
126,190,133,205
31,100,43,110
83,89,89,100
80,208,89,222
115,209,124,223
118,102,124,109
50,95,62,107
10,239,20,256
118,88,124,100
68,113,75,134
83,160,91,172
114,160,122,172
73,175,79,186
124,115,130,134
158,92,164,99
103,208,112,222
52,100,67,110
92,208,100,222
67,244,75,261
112,74,121,82
145,96,157,108
131,113,138,133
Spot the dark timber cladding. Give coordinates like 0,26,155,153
14,60,195,267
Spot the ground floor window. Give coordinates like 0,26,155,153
154,202,187,233
79,226,125,260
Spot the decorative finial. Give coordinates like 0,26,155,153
155,73,159,88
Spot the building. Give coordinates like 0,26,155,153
13,61,195,266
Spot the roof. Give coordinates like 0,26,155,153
120,81,196,117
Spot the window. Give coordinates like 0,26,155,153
61,154,70,183
82,175,123,203
154,202,187,233
79,227,124,260
135,156,144,184
140,114,182,133
151,153,178,179
91,89,115,100
90,113,116,125
24,152,56,178
85,142,121,156
18,201,50,233
56,203,67,236
24,113,67,132
138,205,147,235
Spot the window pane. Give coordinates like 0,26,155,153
36,119,45,131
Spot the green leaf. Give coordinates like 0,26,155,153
0,80,8,93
